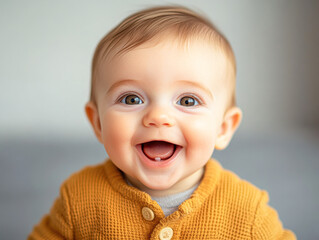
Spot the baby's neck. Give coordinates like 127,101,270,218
125,167,204,197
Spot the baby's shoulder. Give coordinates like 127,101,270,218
207,160,267,211
59,160,110,196
221,166,265,197
221,167,263,192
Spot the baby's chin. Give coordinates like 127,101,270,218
139,177,178,191
140,183,182,197
143,181,176,191
139,175,199,197
126,173,182,195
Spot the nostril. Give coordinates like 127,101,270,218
144,120,175,128
142,108,176,127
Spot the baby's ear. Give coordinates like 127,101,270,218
85,101,103,143
215,106,242,150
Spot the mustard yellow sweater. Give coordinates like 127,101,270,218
28,159,296,239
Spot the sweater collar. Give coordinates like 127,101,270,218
177,159,222,215
104,159,222,214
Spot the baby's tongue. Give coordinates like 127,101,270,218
142,141,175,160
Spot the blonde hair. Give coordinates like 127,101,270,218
90,5,237,106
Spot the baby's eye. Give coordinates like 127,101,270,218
120,94,143,105
177,96,199,107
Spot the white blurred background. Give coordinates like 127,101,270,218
1,0,318,239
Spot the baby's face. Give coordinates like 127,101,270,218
93,38,232,193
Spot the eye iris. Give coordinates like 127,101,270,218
125,95,141,104
181,97,195,106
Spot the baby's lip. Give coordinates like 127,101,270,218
136,139,182,147
135,140,183,165
135,140,182,156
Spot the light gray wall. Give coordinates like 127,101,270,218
1,1,319,239
1,0,318,139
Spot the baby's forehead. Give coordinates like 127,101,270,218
99,37,234,91
103,35,232,70
107,31,229,59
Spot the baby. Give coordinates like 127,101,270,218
28,6,296,240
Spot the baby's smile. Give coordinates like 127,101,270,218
142,141,176,161
135,140,183,167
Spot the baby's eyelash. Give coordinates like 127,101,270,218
177,93,204,106
116,92,144,104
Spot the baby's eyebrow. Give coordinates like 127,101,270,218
175,80,214,100
106,79,214,100
106,79,139,94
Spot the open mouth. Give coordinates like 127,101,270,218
137,141,180,162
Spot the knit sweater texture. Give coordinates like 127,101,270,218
28,159,296,239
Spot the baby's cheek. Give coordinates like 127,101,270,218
102,112,135,150
184,117,217,155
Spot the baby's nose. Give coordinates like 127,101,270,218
142,106,176,128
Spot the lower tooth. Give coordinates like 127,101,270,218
155,157,161,161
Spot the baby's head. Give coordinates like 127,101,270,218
90,6,237,108
85,6,242,195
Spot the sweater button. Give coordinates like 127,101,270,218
142,207,155,221
159,227,173,240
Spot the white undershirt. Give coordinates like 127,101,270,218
150,184,199,216
125,177,199,216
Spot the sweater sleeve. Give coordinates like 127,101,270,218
27,183,74,240
252,191,296,240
